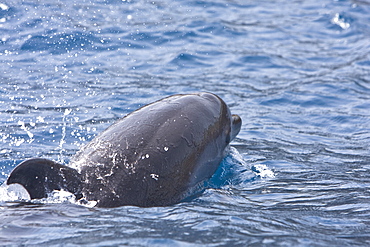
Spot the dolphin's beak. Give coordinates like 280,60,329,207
230,114,242,141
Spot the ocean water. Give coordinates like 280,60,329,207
1,0,370,245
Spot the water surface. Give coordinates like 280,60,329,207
1,0,370,246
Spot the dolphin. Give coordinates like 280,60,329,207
7,92,241,207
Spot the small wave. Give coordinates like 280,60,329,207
169,53,213,70
209,147,254,188
228,147,275,180
20,31,100,55
210,146,275,189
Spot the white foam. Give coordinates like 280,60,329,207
42,190,77,204
0,3,9,11
0,183,98,207
228,147,275,179
0,183,31,202
252,164,275,178
41,190,97,207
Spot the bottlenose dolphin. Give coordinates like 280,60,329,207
7,92,241,207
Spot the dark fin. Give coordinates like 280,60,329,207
7,158,83,200
231,114,242,141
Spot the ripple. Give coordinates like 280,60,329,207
1,0,370,246
21,31,100,54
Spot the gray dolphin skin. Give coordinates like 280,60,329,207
7,92,242,207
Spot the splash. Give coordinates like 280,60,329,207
0,183,97,207
0,183,31,202
227,147,275,179
0,3,9,10
251,164,275,178
332,13,350,30
18,120,35,144
213,147,275,188
39,190,97,208
59,108,72,163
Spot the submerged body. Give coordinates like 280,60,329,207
7,92,241,207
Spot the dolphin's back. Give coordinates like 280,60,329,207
72,92,240,207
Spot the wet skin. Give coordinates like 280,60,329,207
7,92,242,207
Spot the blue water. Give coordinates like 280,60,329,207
1,0,370,245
